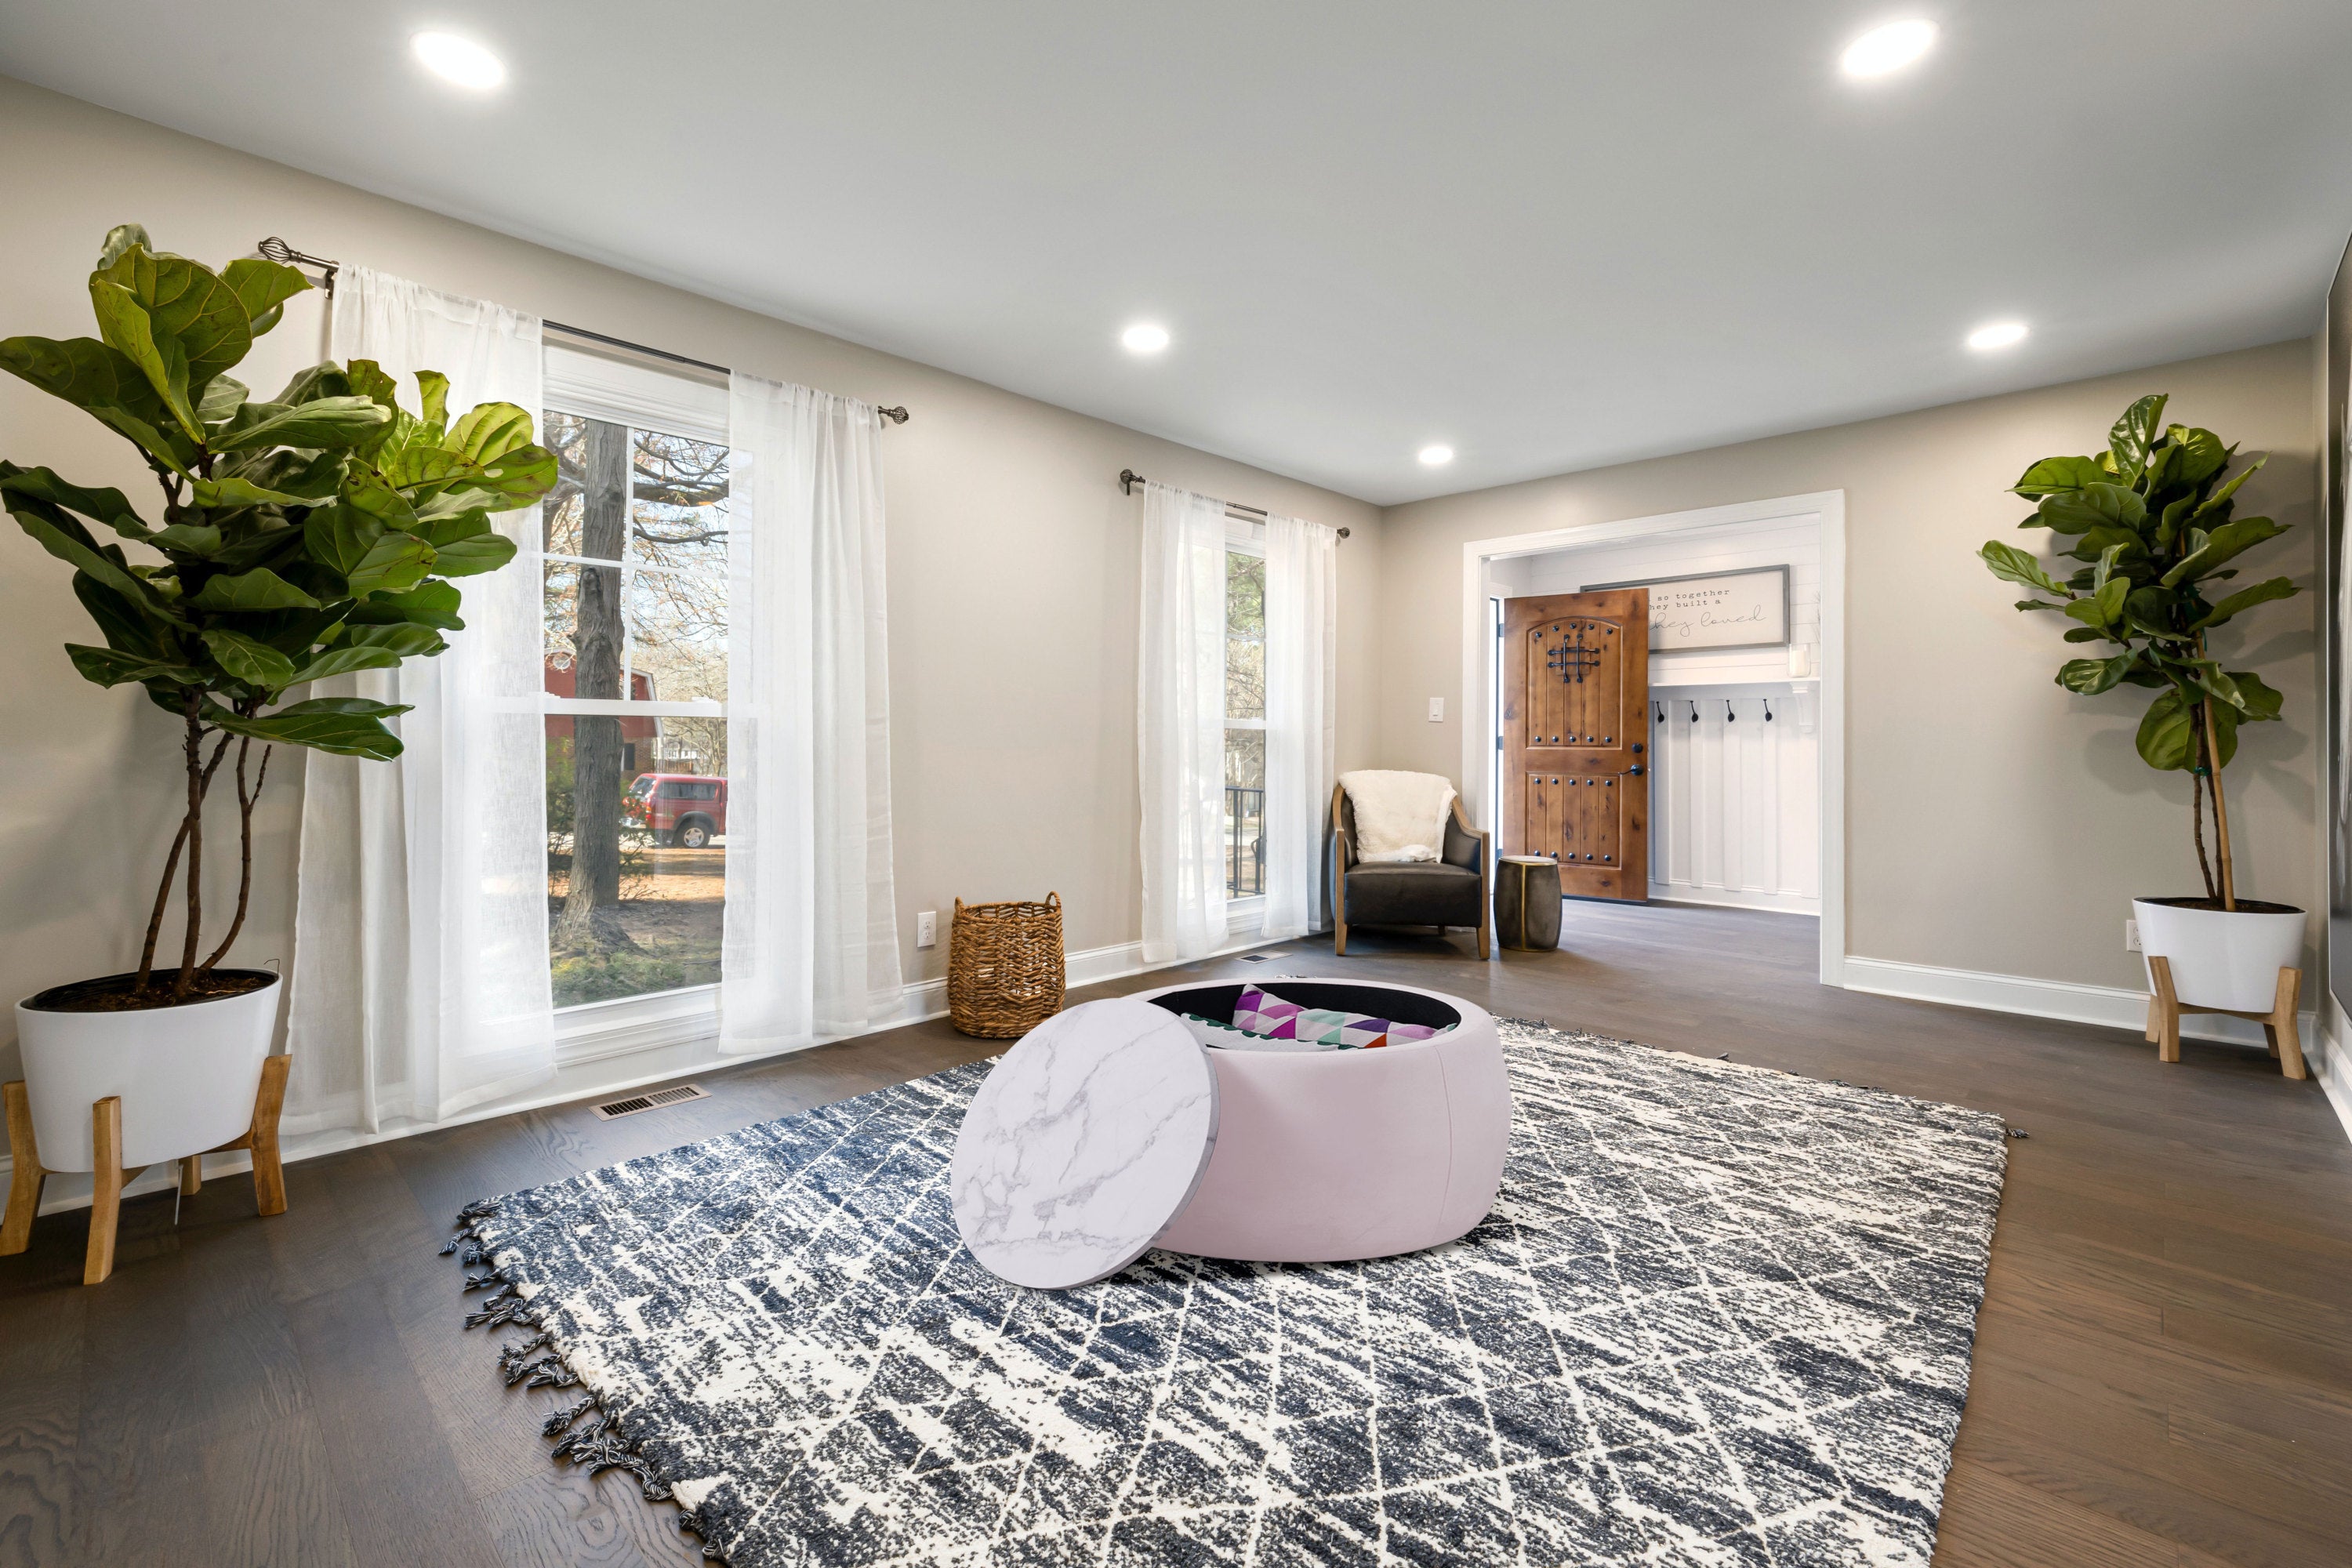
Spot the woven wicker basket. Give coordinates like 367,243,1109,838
947,892,1066,1038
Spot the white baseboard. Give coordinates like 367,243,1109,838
2314,992,2352,1147
6,931,1287,1221
1648,884,1822,916
1844,955,2319,1052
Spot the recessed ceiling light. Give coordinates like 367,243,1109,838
412,32,506,90
1120,323,1170,354
1418,445,1455,466
1840,19,1937,78
1966,320,2029,351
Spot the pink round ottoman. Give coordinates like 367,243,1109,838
1131,978,1511,1264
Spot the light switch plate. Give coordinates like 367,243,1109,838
1427,697,1445,722
916,910,938,948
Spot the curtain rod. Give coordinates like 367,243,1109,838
1119,468,1350,538
250,239,909,425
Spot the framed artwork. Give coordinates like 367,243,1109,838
1584,565,1791,652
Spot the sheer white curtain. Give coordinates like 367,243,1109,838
285,267,554,1132
1261,512,1339,939
721,372,904,1054
1138,481,1232,964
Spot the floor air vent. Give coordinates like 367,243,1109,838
592,1083,710,1120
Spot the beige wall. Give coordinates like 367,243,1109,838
0,78,1383,1080
1377,339,2321,994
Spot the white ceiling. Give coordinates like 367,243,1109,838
5,3,2350,505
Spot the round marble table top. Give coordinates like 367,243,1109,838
950,997,1219,1290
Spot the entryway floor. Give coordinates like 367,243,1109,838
4,902,2348,1566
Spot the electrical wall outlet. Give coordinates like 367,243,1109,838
2124,917,2140,953
916,910,938,948
1428,696,1445,722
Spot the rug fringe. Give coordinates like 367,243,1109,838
443,1204,727,1562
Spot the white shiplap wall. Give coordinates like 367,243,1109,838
1497,514,1823,915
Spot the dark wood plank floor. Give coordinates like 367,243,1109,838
5,902,2350,1567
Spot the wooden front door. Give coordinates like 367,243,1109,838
1501,590,1650,901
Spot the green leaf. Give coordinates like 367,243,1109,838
347,579,463,630
151,523,223,556
1979,540,2068,596
0,466,150,539
302,503,385,578
186,567,319,612
2161,515,2285,587
429,530,516,577
2190,576,2299,631
2165,425,2229,486
204,697,410,759
2012,455,2107,498
2061,626,2105,643
274,362,352,405
201,627,298,688
2136,686,2198,771
2015,598,2067,612
93,243,254,411
96,224,151,269
448,401,536,465
2231,670,2284,722
196,372,249,423
88,278,198,441
66,644,201,688
2192,454,2266,522
188,474,308,510
2108,394,2168,480
209,396,393,452
74,572,175,657
2123,586,2190,641
343,531,435,597
288,644,405,684
0,473,182,619
0,336,190,464
2063,577,2129,631
2058,654,2135,695
343,622,447,659
220,257,309,337
2044,484,2147,537
415,370,449,430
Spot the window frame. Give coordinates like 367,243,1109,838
1223,517,1268,916
540,344,735,1052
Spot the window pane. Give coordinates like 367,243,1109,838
543,560,622,700
1224,727,1265,897
541,412,589,557
1225,550,1265,720
547,733,727,1007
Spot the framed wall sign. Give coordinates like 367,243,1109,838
1584,565,1790,652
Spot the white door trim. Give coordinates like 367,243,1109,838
1459,490,1848,985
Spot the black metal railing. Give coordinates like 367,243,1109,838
1225,785,1265,896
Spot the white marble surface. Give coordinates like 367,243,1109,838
950,997,1219,1290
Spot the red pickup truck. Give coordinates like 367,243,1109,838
627,774,727,848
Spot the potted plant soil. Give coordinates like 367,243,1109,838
1980,393,2302,1019
1,227,552,1256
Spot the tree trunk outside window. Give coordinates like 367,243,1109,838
554,417,630,951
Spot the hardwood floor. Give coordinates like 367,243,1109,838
5,901,2350,1566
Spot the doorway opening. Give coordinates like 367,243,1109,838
1461,492,1846,984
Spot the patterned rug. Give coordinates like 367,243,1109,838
448,1021,2009,1566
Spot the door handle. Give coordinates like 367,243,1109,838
1628,764,1646,776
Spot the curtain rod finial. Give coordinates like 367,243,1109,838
877,405,909,425
1120,468,1143,495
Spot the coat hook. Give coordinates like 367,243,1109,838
1653,701,1664,724
1726,699,1737,723
1763,699,1774,722
1687,701,1698,723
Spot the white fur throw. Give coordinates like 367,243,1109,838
1341,770,1458,864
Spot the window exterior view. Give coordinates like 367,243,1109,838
541,410,731,1007
1225,540,1265,898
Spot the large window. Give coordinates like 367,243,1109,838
1224,537,1265,898
541,361,731,1010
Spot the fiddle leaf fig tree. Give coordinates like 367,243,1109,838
1977,392,2291,911
2,226,555,1003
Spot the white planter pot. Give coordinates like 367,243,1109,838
16,971,278,1173
2132,899,2304,1013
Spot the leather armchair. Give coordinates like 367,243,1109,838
1329,782,1490,959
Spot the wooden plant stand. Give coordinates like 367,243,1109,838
2143,957,2306,1081
2,1054,290,1284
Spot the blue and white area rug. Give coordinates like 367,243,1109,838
448,1021,2008,1566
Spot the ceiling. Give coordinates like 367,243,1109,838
5,3,2350,505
